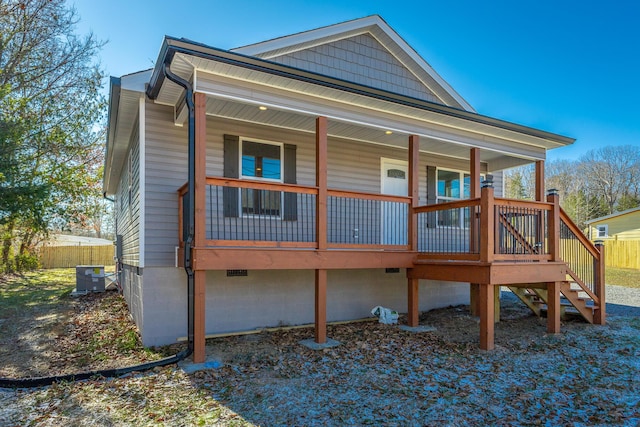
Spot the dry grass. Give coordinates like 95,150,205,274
606,266,640,289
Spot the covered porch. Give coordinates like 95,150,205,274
145,39,601,363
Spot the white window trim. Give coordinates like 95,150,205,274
436,168,482,229
596,224,608,238
239,137,284,183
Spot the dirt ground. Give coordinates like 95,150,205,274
0,284,553,379
0,289,168,379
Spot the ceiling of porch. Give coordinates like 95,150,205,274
202,95,535,170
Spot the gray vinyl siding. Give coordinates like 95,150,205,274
144,101,188,267
492,170,504,197
115,121,141,266
270,34,439,104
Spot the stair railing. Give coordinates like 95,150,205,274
557,206,606,324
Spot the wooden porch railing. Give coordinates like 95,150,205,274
179,179,605,306
178,177,411,250
415,186,555,263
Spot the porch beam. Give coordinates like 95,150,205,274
316,116,328,250
193,92,207,363
409,261,568,285
470,147,481,316
315,269,327,344
193,248,415,270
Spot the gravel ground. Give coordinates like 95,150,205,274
603,285,640,316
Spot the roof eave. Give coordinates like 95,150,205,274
104,76,122,196
147,37,575,148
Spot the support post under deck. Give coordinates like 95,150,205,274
315,269,327,344
547,281,561,334
479,283,495,350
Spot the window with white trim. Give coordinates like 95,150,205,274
437,169,474,227
596,224,608,238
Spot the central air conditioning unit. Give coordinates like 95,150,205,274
75,265,105,293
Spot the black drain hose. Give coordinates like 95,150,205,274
0,347,191,388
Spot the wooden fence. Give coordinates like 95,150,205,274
602,240,640,270
38,245,115,269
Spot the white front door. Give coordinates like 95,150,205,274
381,158,408,245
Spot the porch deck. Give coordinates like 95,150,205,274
178,172,605,361
179,106,603,363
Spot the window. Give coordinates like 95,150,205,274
240,139,283,216
596,225,608,238
437,169,472,227
223,134,297,220
437,169,471,201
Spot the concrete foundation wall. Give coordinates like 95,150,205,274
120,264,144,331
136,267,470,347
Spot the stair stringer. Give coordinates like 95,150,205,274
559,281,595,324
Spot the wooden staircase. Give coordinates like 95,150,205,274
508,281,595,323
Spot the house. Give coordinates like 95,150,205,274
104,15,605,363
586,207,640,240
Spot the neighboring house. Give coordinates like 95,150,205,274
586,208,640,240
104,15,604,363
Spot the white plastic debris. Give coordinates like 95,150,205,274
371,306,399,325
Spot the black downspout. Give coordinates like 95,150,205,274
162,61,196,357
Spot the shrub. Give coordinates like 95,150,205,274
14,253,40,272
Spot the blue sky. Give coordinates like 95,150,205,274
73,0,640,161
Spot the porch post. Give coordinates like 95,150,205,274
315,117,328,343
316,116,328,251
479,181,500,329
479,283,495,350
480,183,495,263
192,92,207,363
407,135,419,326
546,281,561,333
594,241,606,325
535,160,545,202
469,148,481,316
408,135,419,250
546,190,560,262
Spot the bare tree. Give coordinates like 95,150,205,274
579,145,640,215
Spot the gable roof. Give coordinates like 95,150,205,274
232,15,474,111
105,17,577,195
585,207,640,225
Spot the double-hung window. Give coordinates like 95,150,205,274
240,139,283,216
